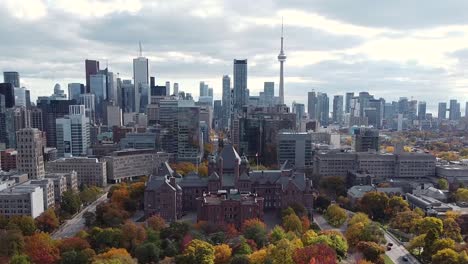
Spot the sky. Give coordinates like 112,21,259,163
1,0,468,114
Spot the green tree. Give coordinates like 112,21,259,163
0,229,25,257
268,238,303,264
234,237,252,255
324,204,347,227
8,216,36,236
408,234,425,256
319,176,346,199
61,190,82,216
80,186,102,205
181,239,215,264
242,219,268,248
10,254,30,264
443,218,462,242
385,196,409,218
438,178,449,190
230,255,250,264
269,226,286,244
135,242,160,264
314,195,331,212
60,250,91,264
432,248,460,264
319,230,348,260
283,213,303,233
455,188,468,202
359,191,389,221
432,238,455,253
414,217,443,235
301,230,317,246
390,210,422,233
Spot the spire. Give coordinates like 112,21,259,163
139,41,143,57
281,17,284,53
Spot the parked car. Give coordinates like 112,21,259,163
402,256,409,262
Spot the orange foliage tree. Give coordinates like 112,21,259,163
35,208,59,233
147,215,166,232
24,232,60,264
214,244,232,264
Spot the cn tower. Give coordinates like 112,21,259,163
278,18,286,105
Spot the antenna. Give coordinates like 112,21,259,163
139,41,142,57
281,16,284,38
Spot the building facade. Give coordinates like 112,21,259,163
16,128,45,179
46,157,107,187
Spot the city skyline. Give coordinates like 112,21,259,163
2,1,468,113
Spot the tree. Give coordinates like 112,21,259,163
62,190,82,216
234,237,252,255
59,237,91,253
198,163,209,177
385,196,409,218
93,247,136,264
390,210,422,233
0,229,24,257
249,248,268,264
301,216,310,231
292,244,337,264
269,226,286,244
438,178,449,190
414,217,443,235
242,218,268,248
319,176,346,199
60,250,95,264
181,239,215,264
301,230,318,246
324,204,347,227
443,218,462,242
214,244,231,264
356,241,385,263
10,254,30,264
24,232,60,264
230,255,250,264
346,222,384,247
147,215,166,232
455,188,468,202
84,211,96,227
359,191,389,221
80,186,103,205
35,208,59,233
432,248,460,264
8,215,36,236
135,242,160,264
283,213,303,233
319,230,348,260
89,227,123,250
408,234,425,256
121,221,147,252
95,202,129,227
268,238,303,264
314,195,331,212
432,238,455,253
348,213,371,227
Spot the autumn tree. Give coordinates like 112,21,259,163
359,191,389,221
24,232,60,264
319,230,348,260
432,248,460,264
95,202,130,227
292,244,337,264
348,213,371,227
0,229,24,257
408,234,425,256
249,248,267,264
59,237,91,253
147,215,166,232
324,204,347,227
179,239,215,264
438,178,449,190
8,215,36,236
301,230,318,246
346,221,384,247
390,210,422,233
134,242,160,264
357,241,385,264
269,226,287,244
455,188,468,202
283,213,303,233
385,196,409,218
242,218,268,248
35,208,59,233
443,217,462,242
214,244,232,264
413,217,443,235
230,255,250,264
268,238,303,264
93,247,136,264
121,221,147,252
319,176,346,199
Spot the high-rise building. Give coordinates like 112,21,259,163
438,102,447,119
199,81,208,97
55,105,90,158
14,87,26,107
345,92,354,113
173,83,179,95
233,59,247,113
466,102,468,117
292,102,305,128
121,79,134,113
165,81,170,98
307,91,317,120
263,82,275,106
37,99,76,147
85,59,99,93
16,128,45,179
68,83,85,102
449,99,461,121
25,90,31,108
353,127,379,152
0,83,15,108
332,95,344,125
90,73,107,121
418,101,427,120
51,84,67,100
208,88,213,97
106,72,118,104
106,105,122,127
317,93,329,126
30,107,43,131
3,72,20,88
222,75,231,129
133,43,149,113
277,21,286,105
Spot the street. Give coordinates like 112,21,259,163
52,192,108,239
384,231,420,264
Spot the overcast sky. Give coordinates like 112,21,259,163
2,0,468,113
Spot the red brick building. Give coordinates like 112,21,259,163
1,149,17,171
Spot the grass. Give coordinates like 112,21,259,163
383,254,394,264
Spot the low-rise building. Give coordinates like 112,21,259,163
1,149,17,171
45,174,68,203
0,185,44,218
46,157,107,187
26,179,55,209
436,165,468,189
144,175,182,222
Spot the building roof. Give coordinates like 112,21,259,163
219,145,240,169
179,171,208,187
347,185,375,198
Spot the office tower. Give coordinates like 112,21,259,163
317,93,329,126
438,102,447,119
85,59,99,93
449,99,461,121
263,82,274,106
30,107,43,131
418,101,427,120
107,72,118,104
222,75,231,129
5,106,30,148
14,87,26,107
90,73,107,121
165,81,171,97
345,92,354,113
384,102,396,120
332,95,344,125
398,97,409,116
173,83,179,95
68,83,85,102
466,102,468,117
0,83,15,108
353,127,379,152
408,99,418,120
199,81,208,97
16,128,45,179
37,99,76,147
307,91,317,119
3,72,20,88
133,43,149,113
106,105,122,127
365,99,384,129
292,102,305,128
277,20,286,105
208,88,213,97
50,83,67,100
214,100,222,125
233,59,247,113
121,80,134,113
55,105,90,157
25,90,31,108
79,94,95,124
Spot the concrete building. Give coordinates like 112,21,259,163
0,185,44,218
1,149,17,171
353,127,379,152
106,105,122,127
26,179,55,209
55,105,90,157
46,157,107,187
133,45,149,113
44,173,68,203
3,71,20,88
233,59,247,114
68,83,85,102
103,149,170,183
16,128,45,179
120,132,157,149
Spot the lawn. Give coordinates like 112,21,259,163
383,254,394,264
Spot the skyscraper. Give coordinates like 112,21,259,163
68,83,85,102
165,81,170,97
332,95,344,125
308,91,317,120
222,75,231,129
90,73,107,121
133,43,149,113
418,101,426,120
466,102,468,117
278,20,287,105
233,59,247,113
317,93,330,126
14,87,26,107
173,83,179,95
263,82,274,106
0,83,15,108
449,99,461,121
16,128,45,179
438,102,447,119
55,105,90,157
85,59,99,93
3,72,20,88
345,92,354,113
199,81,208,97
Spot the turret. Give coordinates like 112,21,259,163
208,155,217,176
240,155,249,175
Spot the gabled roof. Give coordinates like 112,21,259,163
179,171,208,187
146,175,176,191
209,172,220,181
219,145,240,169
157,162,174,177
239,172,250,181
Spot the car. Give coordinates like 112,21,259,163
387,246,392,251
402,256,409,262
387,242,393,247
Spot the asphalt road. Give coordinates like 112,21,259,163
384,232,421,264
52,192,108,239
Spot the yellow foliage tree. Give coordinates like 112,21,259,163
214,244,232,264
249,249,268,264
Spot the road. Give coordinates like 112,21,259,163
384,231,420,264
52,192,108,239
